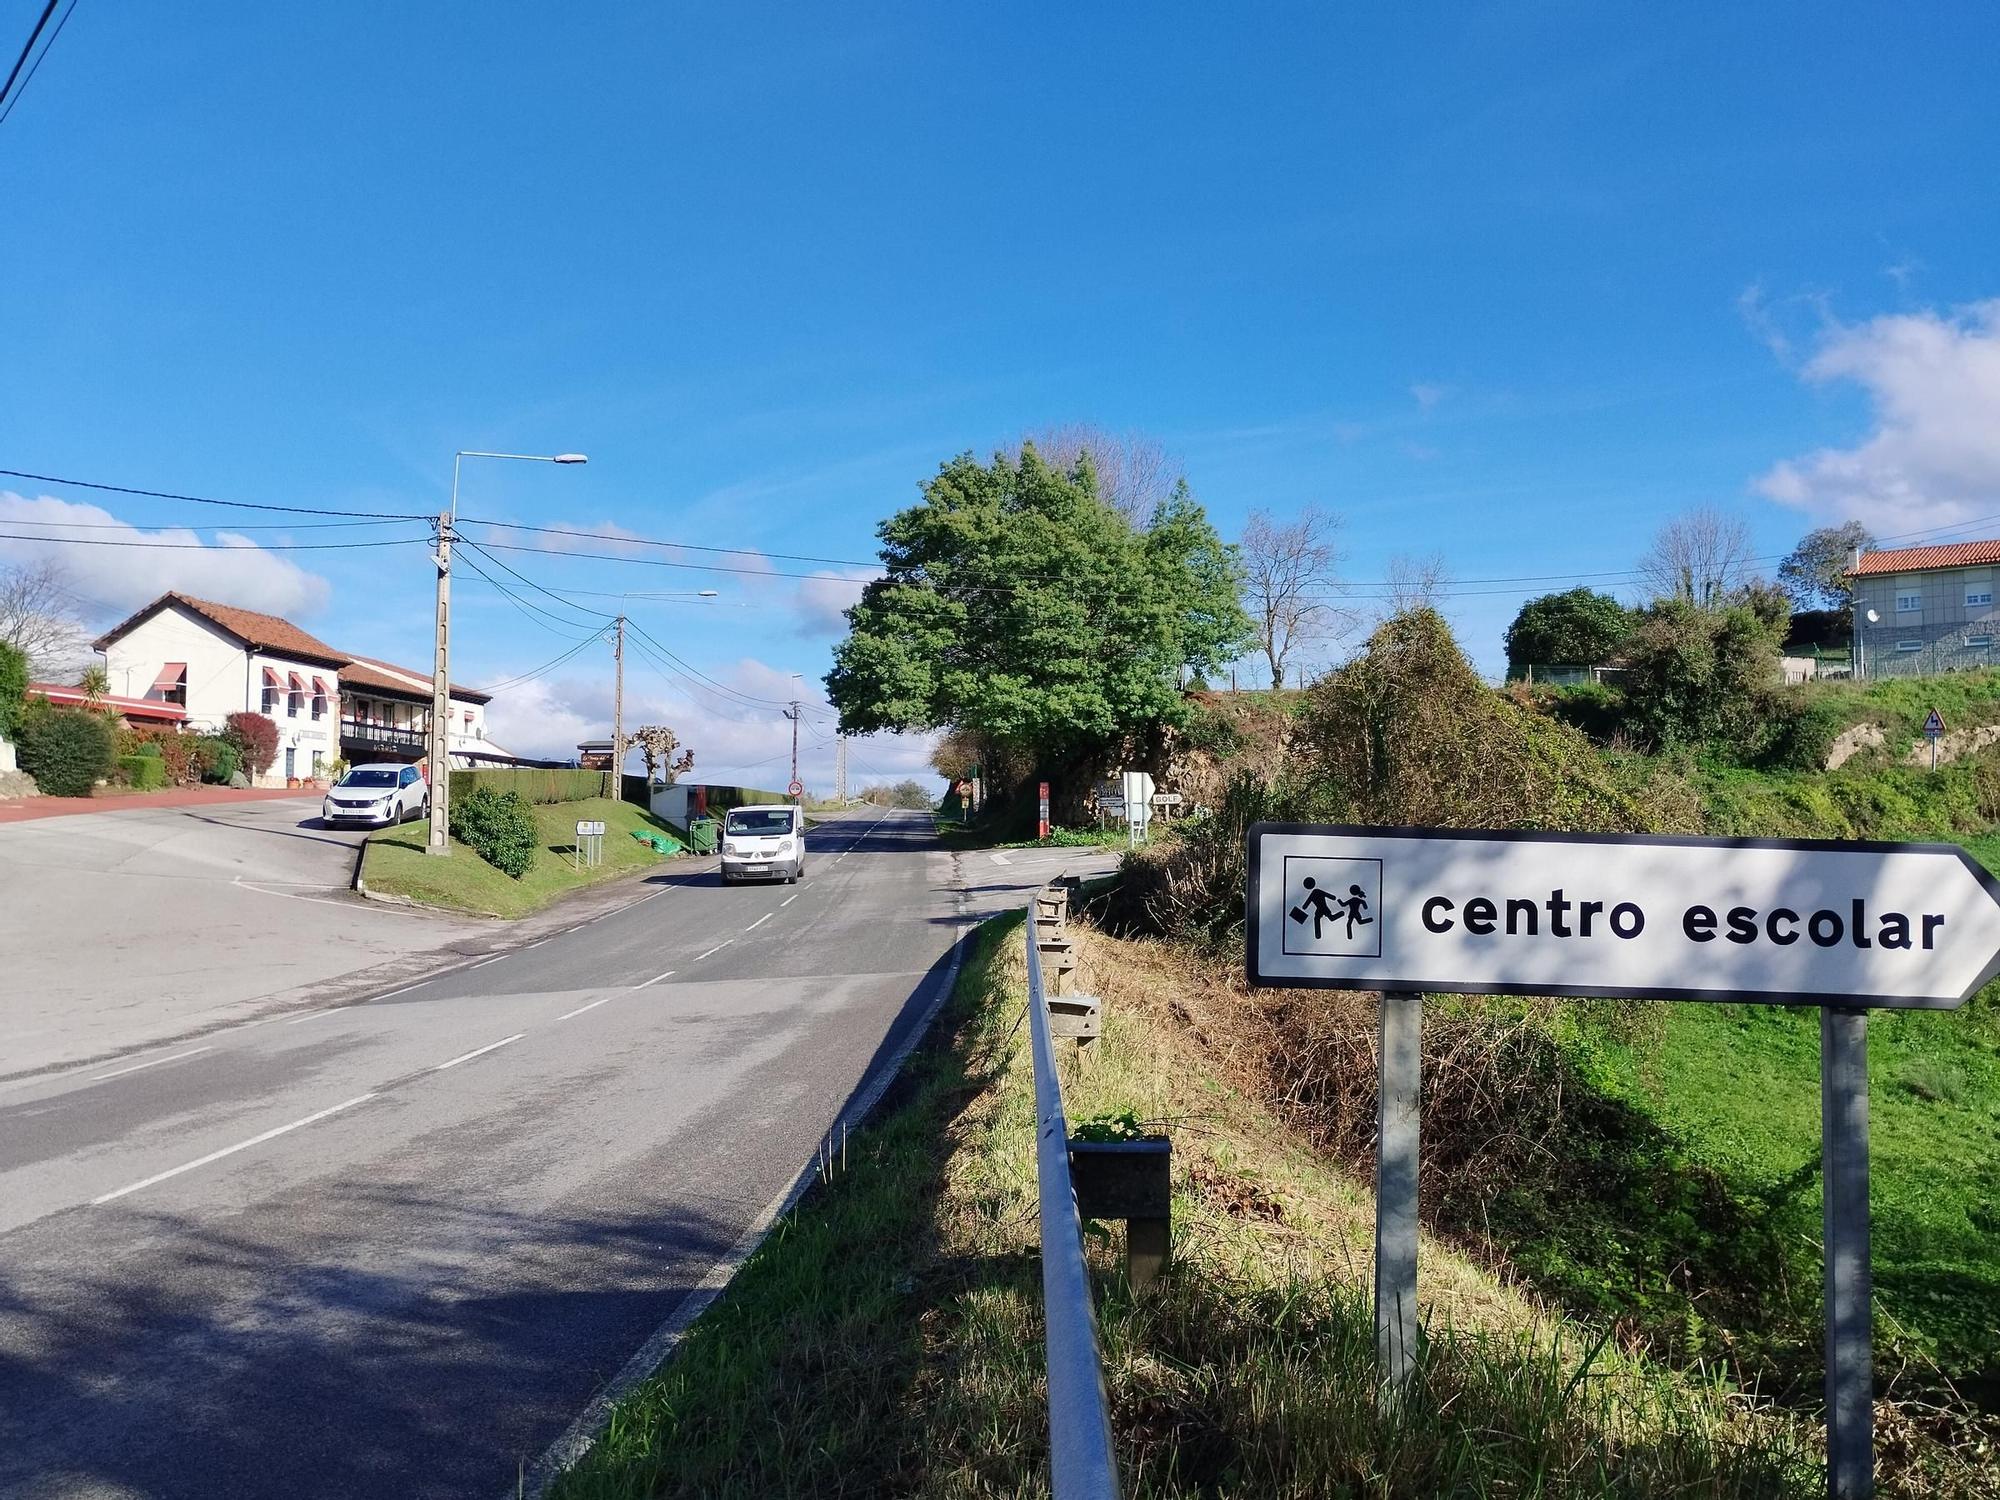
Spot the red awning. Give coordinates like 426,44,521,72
263,667,281,687
148,662,187,696
287,671,305,692
311,676,330,698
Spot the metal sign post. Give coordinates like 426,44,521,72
1924,708,1945,771
573,818,605,870
1246,823,2000,1499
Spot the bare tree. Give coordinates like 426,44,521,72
1384,552,1453,615
1019,424,1180,524
631,724,694,785
1637,506,1757,610
1241,504,1350,688
0,560,88,677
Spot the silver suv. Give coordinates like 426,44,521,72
719,804,805,884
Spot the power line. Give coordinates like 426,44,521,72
0,0,58,121
0,0,75,126
0,513,425,534
465,635,599,695
0,529,419,552
0,467,430,520
453,548,601,642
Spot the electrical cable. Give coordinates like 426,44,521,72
0,529,420,551
0,513,426,533
453,548,601,643
0,0,57,117
465,635,599,695
0,467,430,520
0,0,74,127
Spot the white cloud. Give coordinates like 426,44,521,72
481,654,935,795
1754,299,2000,533
793,570,871,635
1409,382,1452,410
0,492,333,622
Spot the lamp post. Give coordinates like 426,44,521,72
427,449,588,855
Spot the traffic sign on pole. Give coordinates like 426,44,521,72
1246,822,2000,1496
1248,825,2000,1010
787,779,805,799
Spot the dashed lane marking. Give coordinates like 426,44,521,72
636,970,676,989
92,1093,377,1205
433,1034,526,1072
691,940,733,962
90,1046,212,1082
744,912,772,933
556,996,618,1020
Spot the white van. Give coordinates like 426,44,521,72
719,804,806,884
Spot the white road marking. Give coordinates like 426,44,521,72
525,938,550,949
469,953,504,969
90,1046,212,1082
743,912,772,933
780,894,798,907
692,940,733,962
637,970,676,988
988,852,1012,865
286,1006,351,1025
92,1093,377,1205
556,996,618,1020
433,1033,526,1071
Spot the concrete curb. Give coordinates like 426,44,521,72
510,850,975,1500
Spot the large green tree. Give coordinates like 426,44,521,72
1503,587,1634,676
1776,521,1874,611
826,446,1251,771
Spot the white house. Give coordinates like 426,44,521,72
92,592,502,787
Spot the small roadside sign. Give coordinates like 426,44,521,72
574,819,606,837
787,779,805,798
1924,708,1946,737
1247,824,2000,1009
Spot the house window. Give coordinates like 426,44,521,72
311,678,328,720
1968,589,1993,608
1896,640,1924,653
1968,635,1994,649
1896,593,1922,613
286,673,304,718
261,668,280,714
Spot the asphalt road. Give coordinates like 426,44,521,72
0,808,1111,1499
0,796,476,1079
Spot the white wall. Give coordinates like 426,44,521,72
253,652,340,786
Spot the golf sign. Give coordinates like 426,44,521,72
1246,822,2000,1500
1250,826,2000,1009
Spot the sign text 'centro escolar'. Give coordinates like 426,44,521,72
1247,825,2000,1009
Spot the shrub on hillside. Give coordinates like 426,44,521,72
16,706,117,796
0,641,26,740
1532,680,1625,744
223,712,279,779
1617,599,1784,753
450,786,538,877
1753,694,1845,772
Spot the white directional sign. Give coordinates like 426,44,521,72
1247,824,2000,1009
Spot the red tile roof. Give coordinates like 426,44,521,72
92,592,350,666
340,654,491,704
1850,541,2000,576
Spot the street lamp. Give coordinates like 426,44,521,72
428,449,589,855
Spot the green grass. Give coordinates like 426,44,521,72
359,797,681,917
1559,991,2000,1401
1696,757,2000,840
1808,669,2000,759
551,913,1832,1500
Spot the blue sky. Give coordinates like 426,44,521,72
4,3,1998,785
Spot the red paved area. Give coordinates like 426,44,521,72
0,785,319,824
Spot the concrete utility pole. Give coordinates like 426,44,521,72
785,699,801,795
428,449,587,856
834,734,847,802
611,614,625,795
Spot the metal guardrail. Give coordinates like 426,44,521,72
1024,900,1122,1500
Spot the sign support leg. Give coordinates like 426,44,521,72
1821,1006,1873,1500
1374,988,1421,1406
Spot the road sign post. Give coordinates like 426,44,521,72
1924,707,1945,771
1247,823,2000,1498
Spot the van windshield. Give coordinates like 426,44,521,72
725,808,794,836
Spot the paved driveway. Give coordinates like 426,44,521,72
0,796,478,1080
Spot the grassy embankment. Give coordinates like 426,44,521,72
359,797,680,918
553,910,1841,1500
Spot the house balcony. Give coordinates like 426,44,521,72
339,717,427,760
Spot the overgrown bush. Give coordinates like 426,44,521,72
15,706,117,796
1617,599,1784,753
223,712,279,779
196,736,241,784
0,641,26,740
1753,692,1845,771
1533,679,1625,743
117,753,166,790
450,785,538,877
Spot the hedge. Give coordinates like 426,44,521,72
449,786,538,877
16,708,117,796
118,753,167,791
451,767,606,805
